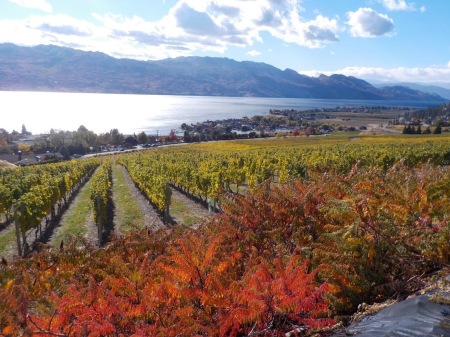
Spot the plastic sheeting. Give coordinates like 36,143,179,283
332,293,450,337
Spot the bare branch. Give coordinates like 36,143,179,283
27,314,68,337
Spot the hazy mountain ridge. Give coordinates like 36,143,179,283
373,82,450,100
0,43,446,101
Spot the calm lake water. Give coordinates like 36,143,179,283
1,91,442,135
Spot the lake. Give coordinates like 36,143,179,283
0,91,442,135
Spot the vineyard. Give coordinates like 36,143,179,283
0,133,449,336
0,159,99,256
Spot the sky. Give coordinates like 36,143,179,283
1,0,449,86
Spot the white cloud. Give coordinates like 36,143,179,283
164,0,341,49
174,3,223,36
380,0,416,11
8,0,52,13
347,8,394,38
0,14,187,60
298,65,450,84
30,14,93,37
247,50,261,57
0,0,343,60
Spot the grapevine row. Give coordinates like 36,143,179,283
1,159,100,255
119,139,450,207
118,156,169,214
0,160,99,222
90,160,112,245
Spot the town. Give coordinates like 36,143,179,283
1,103,449,167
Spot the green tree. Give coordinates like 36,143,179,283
49,130,72,148
137,131,149,144
73,127,99,152
401,126,407,134
77,125,88,133
59,146,70,159
402,125,414,134
433,125,442,134
21,124,30,135
110,129,124,145
183,131,191,143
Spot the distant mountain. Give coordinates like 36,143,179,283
373,82,450,100
0,43,446,101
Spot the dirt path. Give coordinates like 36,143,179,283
112,165,212,230
49,171,98,247
113,165,165,232
169,188,212,228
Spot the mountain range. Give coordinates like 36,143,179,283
0,43,446,102
373,82,450,100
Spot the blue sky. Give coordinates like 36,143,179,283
1,0,449,85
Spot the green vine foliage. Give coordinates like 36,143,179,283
90,160,112,229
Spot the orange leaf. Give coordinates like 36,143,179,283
2,325,14,335
4,279,13,292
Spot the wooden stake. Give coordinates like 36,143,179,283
96,194,102,246
14,204,22,257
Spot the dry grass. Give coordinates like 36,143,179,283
0,160,16,168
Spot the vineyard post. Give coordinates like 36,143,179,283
207,197,212,213
20,202,28,256
96,194,102,246
13,204,22,257
164,183,171,224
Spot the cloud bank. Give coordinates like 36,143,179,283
1,0,341,60
299,65,450,85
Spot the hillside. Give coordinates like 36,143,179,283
0,43,446,101
374,82,450,100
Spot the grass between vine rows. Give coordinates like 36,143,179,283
49,171,95,247
110,164,147,234
169,196,205,227
0,226,17,258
